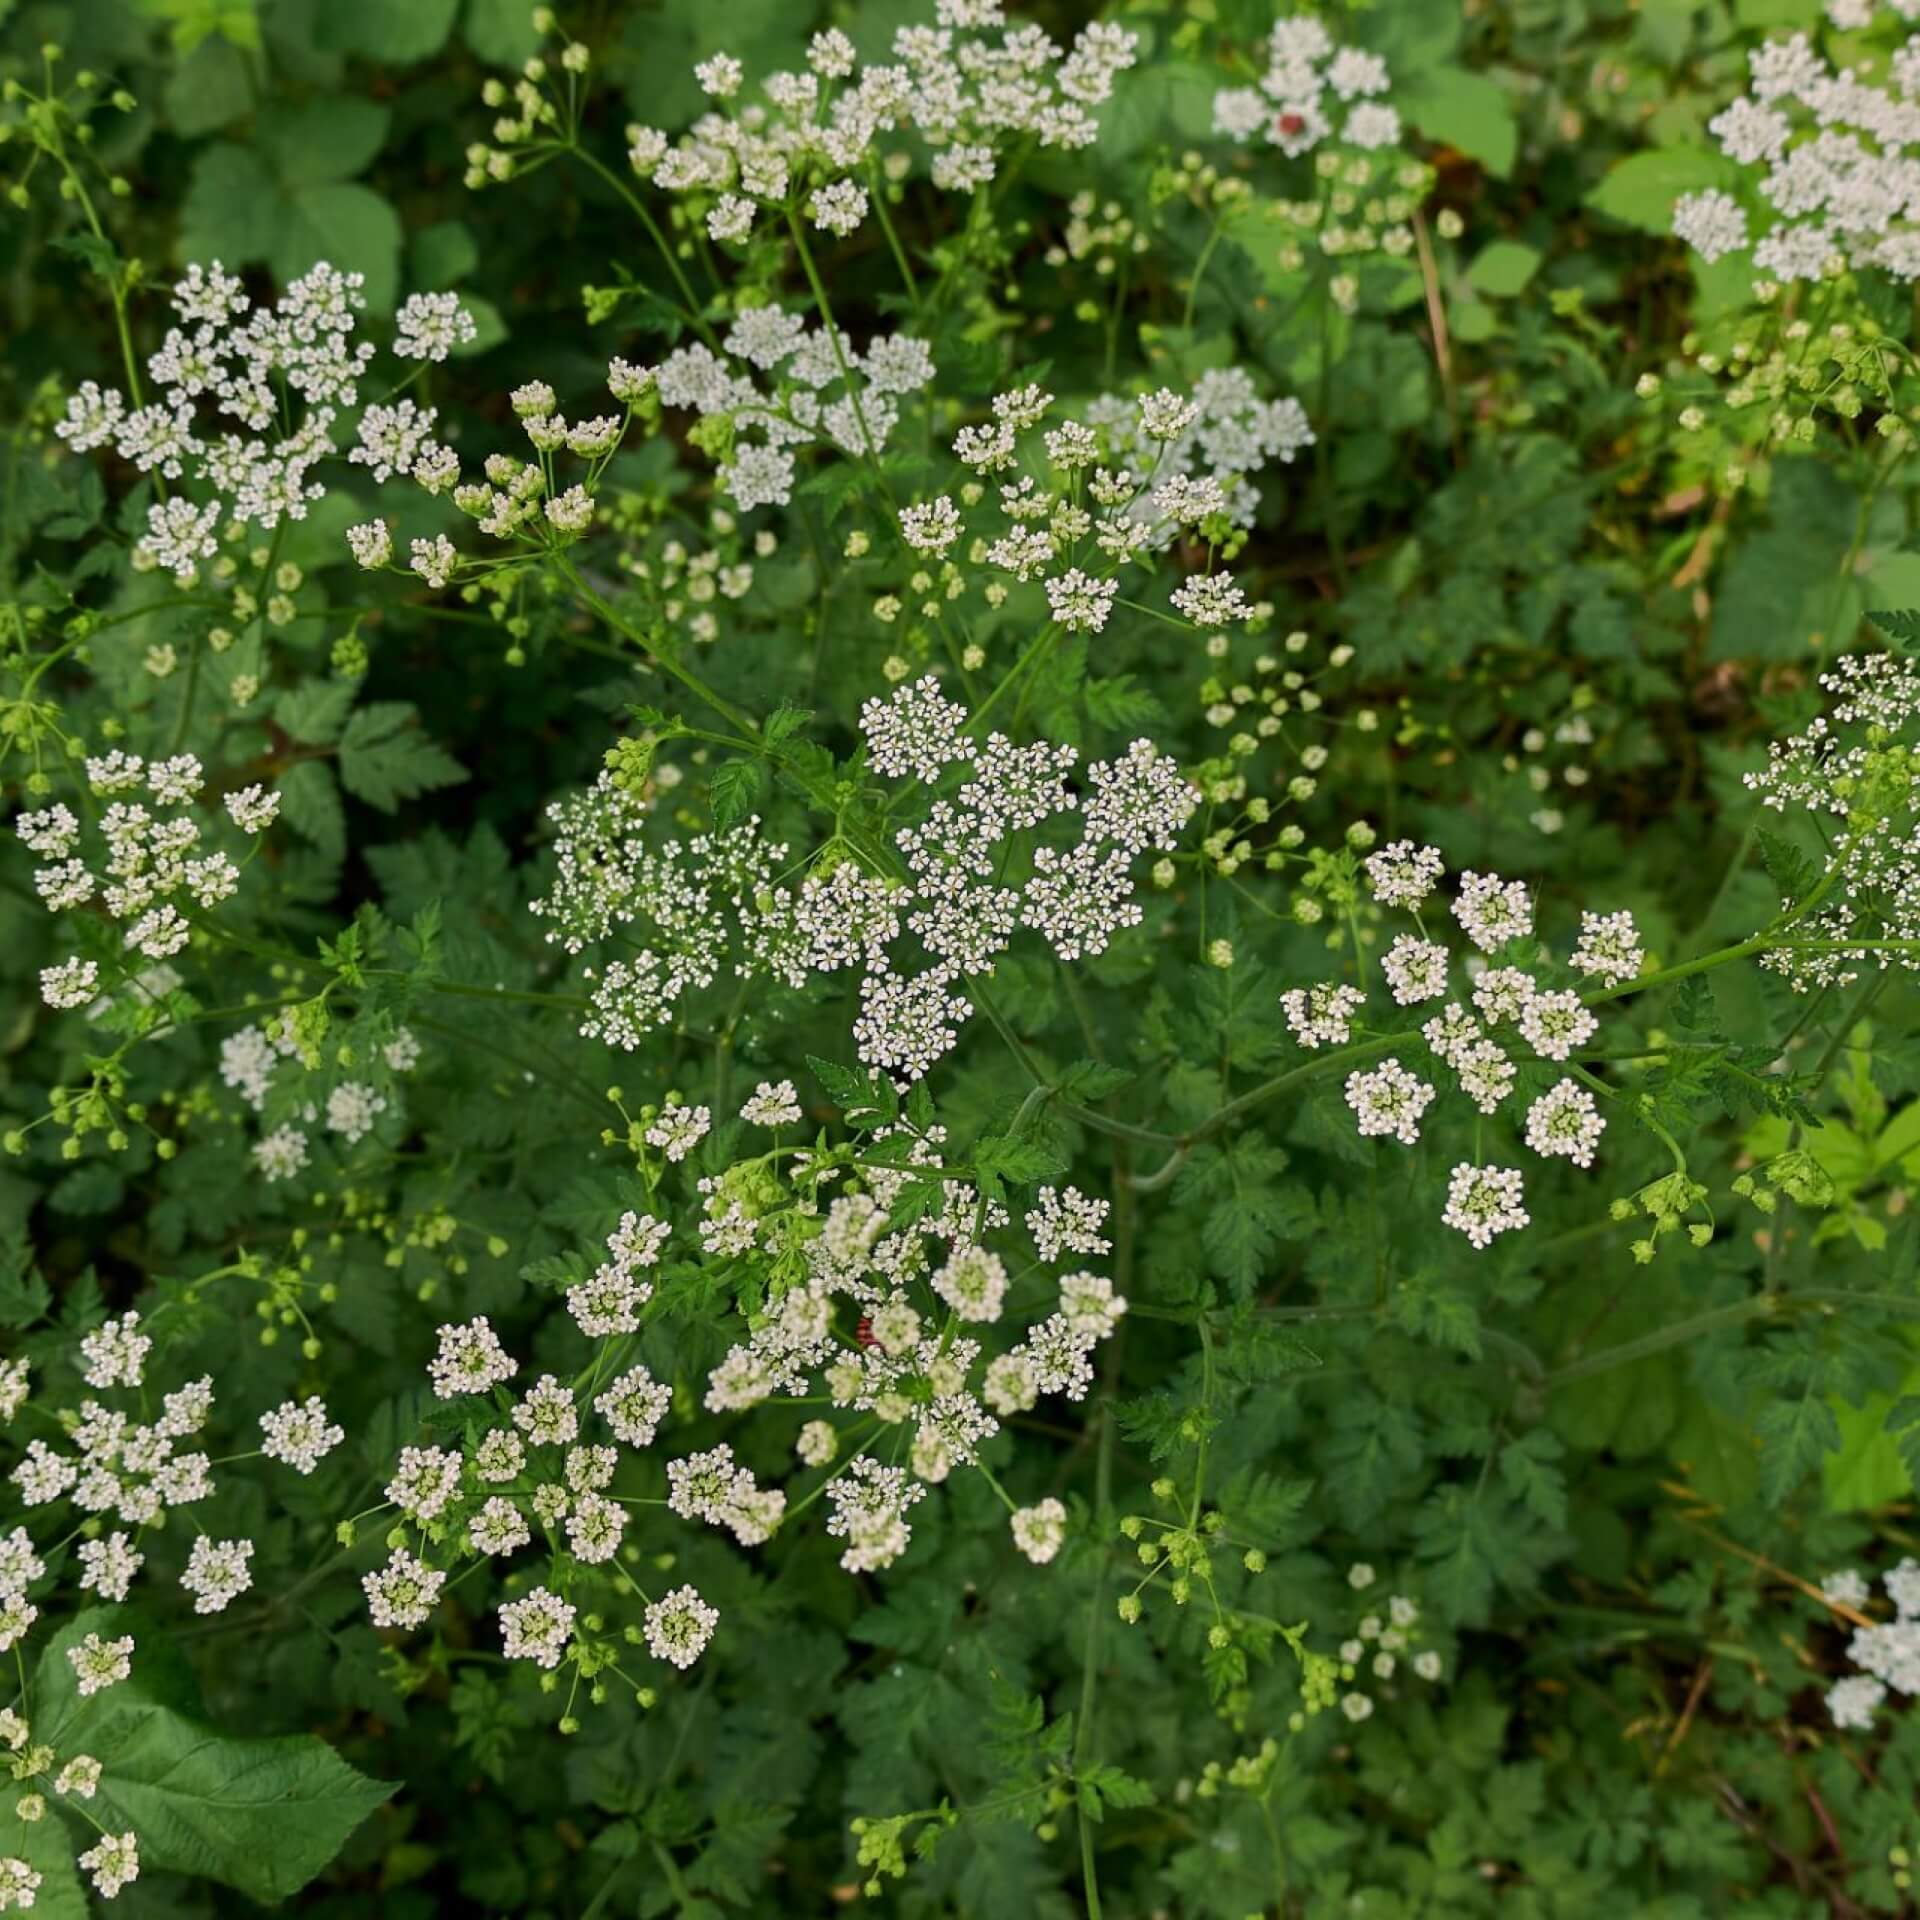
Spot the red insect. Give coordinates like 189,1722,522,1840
855,1314,878,1349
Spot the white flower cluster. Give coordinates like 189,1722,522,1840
218,1019,422,1183
1821,1558,1920,1728
534,687,1195,1081
0,1705,116,1904
607,3,1139,242
617,509,766,649
362,1307,711,1677
52,262,472,579
18,758,280,1000
698,1140,1125,1571
1,1311,335,1641
1278,842,1640,1246
1212,16,1400,155
1673,30,1920,280
650,309,935,513
906,372,1309,637
1743,651,1920,989
348,358,659,589
1332,1568,1446,1724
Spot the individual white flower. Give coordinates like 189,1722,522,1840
469,1497,531,1558
78,1832,139,1900
80,1312,151,1390
499,1586,576,1668
1451,872,1532,953
181,1536,253,1614
67,1632,134,1697
809,180,869,236
1045,569,1119,633
1381,935,1449,1006
861,674,973,781
933,1245,1010,1323
1827,1673,1885,1730
596,1365,672,1448
1569,910,1642,988
253,1125,309,1183
707,194,755,244
900,496,963,555
740,1079,802,1127
1011,1498,1069,1565
1672,188,1749,262
1525,1079,1606,1168
694,52,742,97
644,1584,719,1668
394,291,477,362
644,1101,710,1162
1517,990,1597,1062
40,957,99,1010
1822,1569,1871,1609
325,1082,387,1144
1026,1186,1112,1262
409,534,458,590
1345,1058,1436,1145
77,1532,143,1603
224,784,281,833
363,1547,446,1629
139,495,221,582
513,1375,580,1447
1364,840,1444,909
259,1397,344,1473
1441,1164,1529,1248
385,1445,461,1522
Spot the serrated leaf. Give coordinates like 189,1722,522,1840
708,757,764,831
973,1134,1069,1187
1868,607,1920,646
32,1609,394,1903
338,703,468,812
278,761,347,860
275,678,357,746
805,1055,897,1128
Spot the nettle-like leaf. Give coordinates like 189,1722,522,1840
337,702,470,812
31,1609,394,1902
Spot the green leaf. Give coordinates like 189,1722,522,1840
161,36,254,135
32,1609,393,1903
973,1134,1069,1188
1869,606,1920,646
275,678,357,746
278,760,347,861
1400,65,1517,177
1585,148,1735,236
1056,1060,1134,1103
1499,1429,1569,1530
338,703,469,812
708,757,765,831
410,220,480,288
1466,240,1542,298
261,99,392,188
464,0,543,64
178,142,281,268
805,1055,897,1128
317,0,459,61
1077,1764,1154,1822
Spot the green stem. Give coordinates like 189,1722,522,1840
1546,1288,1920,1386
